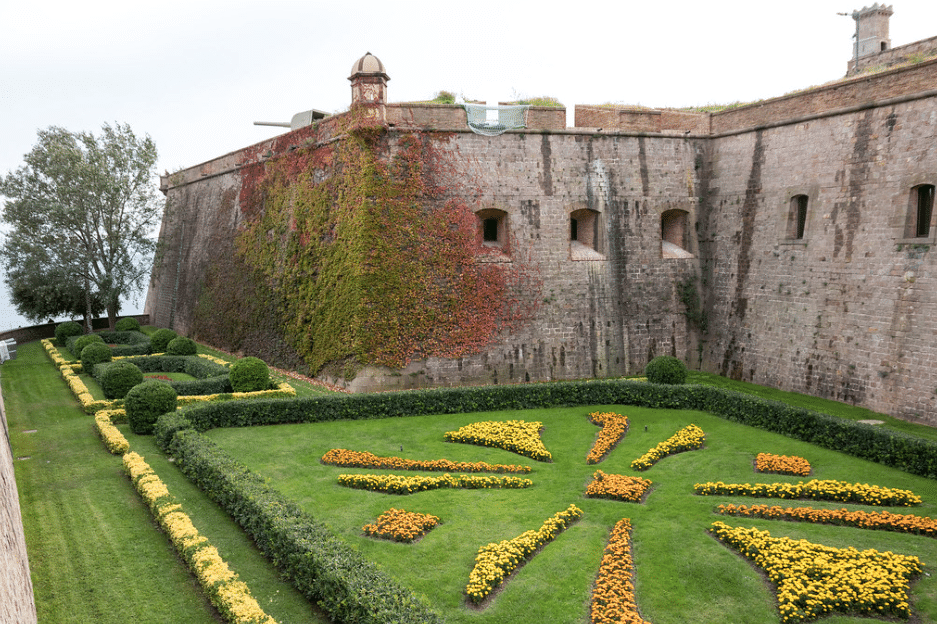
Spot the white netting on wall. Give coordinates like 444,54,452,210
464,104,531,136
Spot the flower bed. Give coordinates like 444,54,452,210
630,424,705,471
710,521,922,623
717,503,937,537
586,412,629,464
321,448,531,473
694,479,922,506
590,518,651,624
466,504,582,604
123,452,276,624
755,452,811,476
363,508,440,542
444,420,552,462
337,473,533,495
585,471,653,503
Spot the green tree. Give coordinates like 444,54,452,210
0,123,161,330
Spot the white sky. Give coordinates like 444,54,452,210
1,0,936,330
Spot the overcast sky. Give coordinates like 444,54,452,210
1,0,936,331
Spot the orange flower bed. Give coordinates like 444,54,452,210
321,448,531,473
586,412,630,464
755,452,811,477
363,508,440,542
585,471,653,503
718,503,937,538
590,518,652,624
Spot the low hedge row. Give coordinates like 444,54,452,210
160,429,442,624
65,330,150,357
115,355,232,396
158,379,937,479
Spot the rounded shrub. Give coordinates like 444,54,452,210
229,356,270,392
73,333,105,358
150,328,178,353
100,361,144,399
80,342,112,370
55,321,83,345
166,336,197,356
644,355,688,385
125,380,177,435
114,317,140,332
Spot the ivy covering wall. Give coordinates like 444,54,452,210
195,111,537,377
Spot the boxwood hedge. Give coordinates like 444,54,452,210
118,355,232,396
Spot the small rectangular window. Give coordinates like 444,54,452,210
794,195,808,239
915,185,934,238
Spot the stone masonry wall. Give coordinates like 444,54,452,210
347,131,703,391
699,92,937,425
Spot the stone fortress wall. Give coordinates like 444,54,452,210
145,7,937,424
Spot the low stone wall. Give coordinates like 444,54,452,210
0,314,150,347
0,374,37,623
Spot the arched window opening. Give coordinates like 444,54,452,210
788,194,809,240
661,209,693,258
906,184,935,239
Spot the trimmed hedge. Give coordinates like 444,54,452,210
80,341,112,370
99,360,144,400
229,357,270,392
645,355,688,385
162,429,442,624
114,316,140,332
119,355,232,396
68,333,104,358
166,336,198,356
55,321,83,346
150,328,178,353
98,330,151,357
158,379,937,479
126,380,178,435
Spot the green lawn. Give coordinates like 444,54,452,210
7,338,937,624
207,406,937,624
4,341,328,623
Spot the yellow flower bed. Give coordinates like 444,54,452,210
362,508,440,542
755,452,811,476
337,473,533,495
717,503,937,537
710,521,922,623
94,412,129,455
630,424,705,471
122,452,276,624
590,518,651,624
694,479,922,506
466,504,582,604
585,471,653,503
586,412,629,464
444,419,552,461
321,448,531,473
175,381,295,406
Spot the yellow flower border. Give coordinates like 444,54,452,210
630,424,705,471
337,473,533,495
590,518,651,624
586,411,629,465
466,504,583,604
322,448,531,473
717,503,937,537
694,478,922,506
123,452,277,624
710,521,922,623
444,419,552,462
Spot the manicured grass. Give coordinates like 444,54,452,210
5,341,328,623
207,406,937,624
3,342,218,623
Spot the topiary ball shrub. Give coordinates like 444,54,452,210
100,361,144,399
166,336,197,356
55,321,83,346
125,380,177,435
150,328,178,353
114,317,140,332
80,342,112,370
229,356,270,392
73,333,105,358
644,355,688,385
